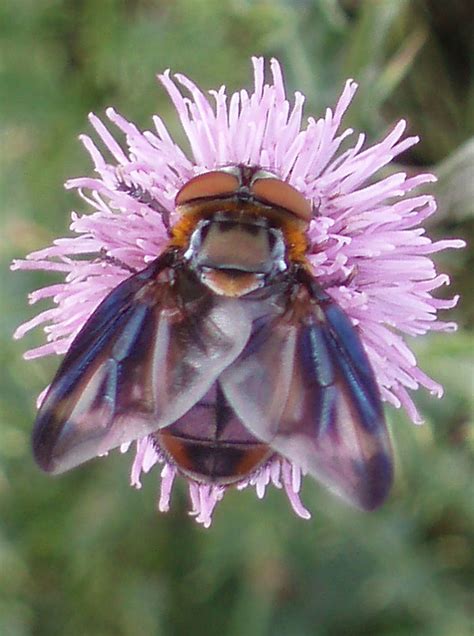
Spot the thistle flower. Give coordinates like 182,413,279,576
13,58,464,527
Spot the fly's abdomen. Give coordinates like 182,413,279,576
154,383,273,484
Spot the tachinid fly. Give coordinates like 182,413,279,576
32,165,393,511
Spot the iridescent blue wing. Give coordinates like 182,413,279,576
33,253,252,474
220,272,393,510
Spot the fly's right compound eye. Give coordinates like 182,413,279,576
250,172,312,223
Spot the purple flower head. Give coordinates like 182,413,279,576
13,58,464,527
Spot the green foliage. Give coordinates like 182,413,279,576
1,1,472,635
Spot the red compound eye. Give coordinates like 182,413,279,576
251,176,312,222
175,171,240,206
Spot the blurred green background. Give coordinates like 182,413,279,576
1,1,473,635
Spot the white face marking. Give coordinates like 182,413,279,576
183,219,208,262
268,228,287,272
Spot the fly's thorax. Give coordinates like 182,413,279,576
183,211,288,297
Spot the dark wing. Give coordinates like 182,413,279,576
220,272,393,510
33,252,252,474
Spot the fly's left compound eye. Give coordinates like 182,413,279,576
250,175,312,222
175,171,240,207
